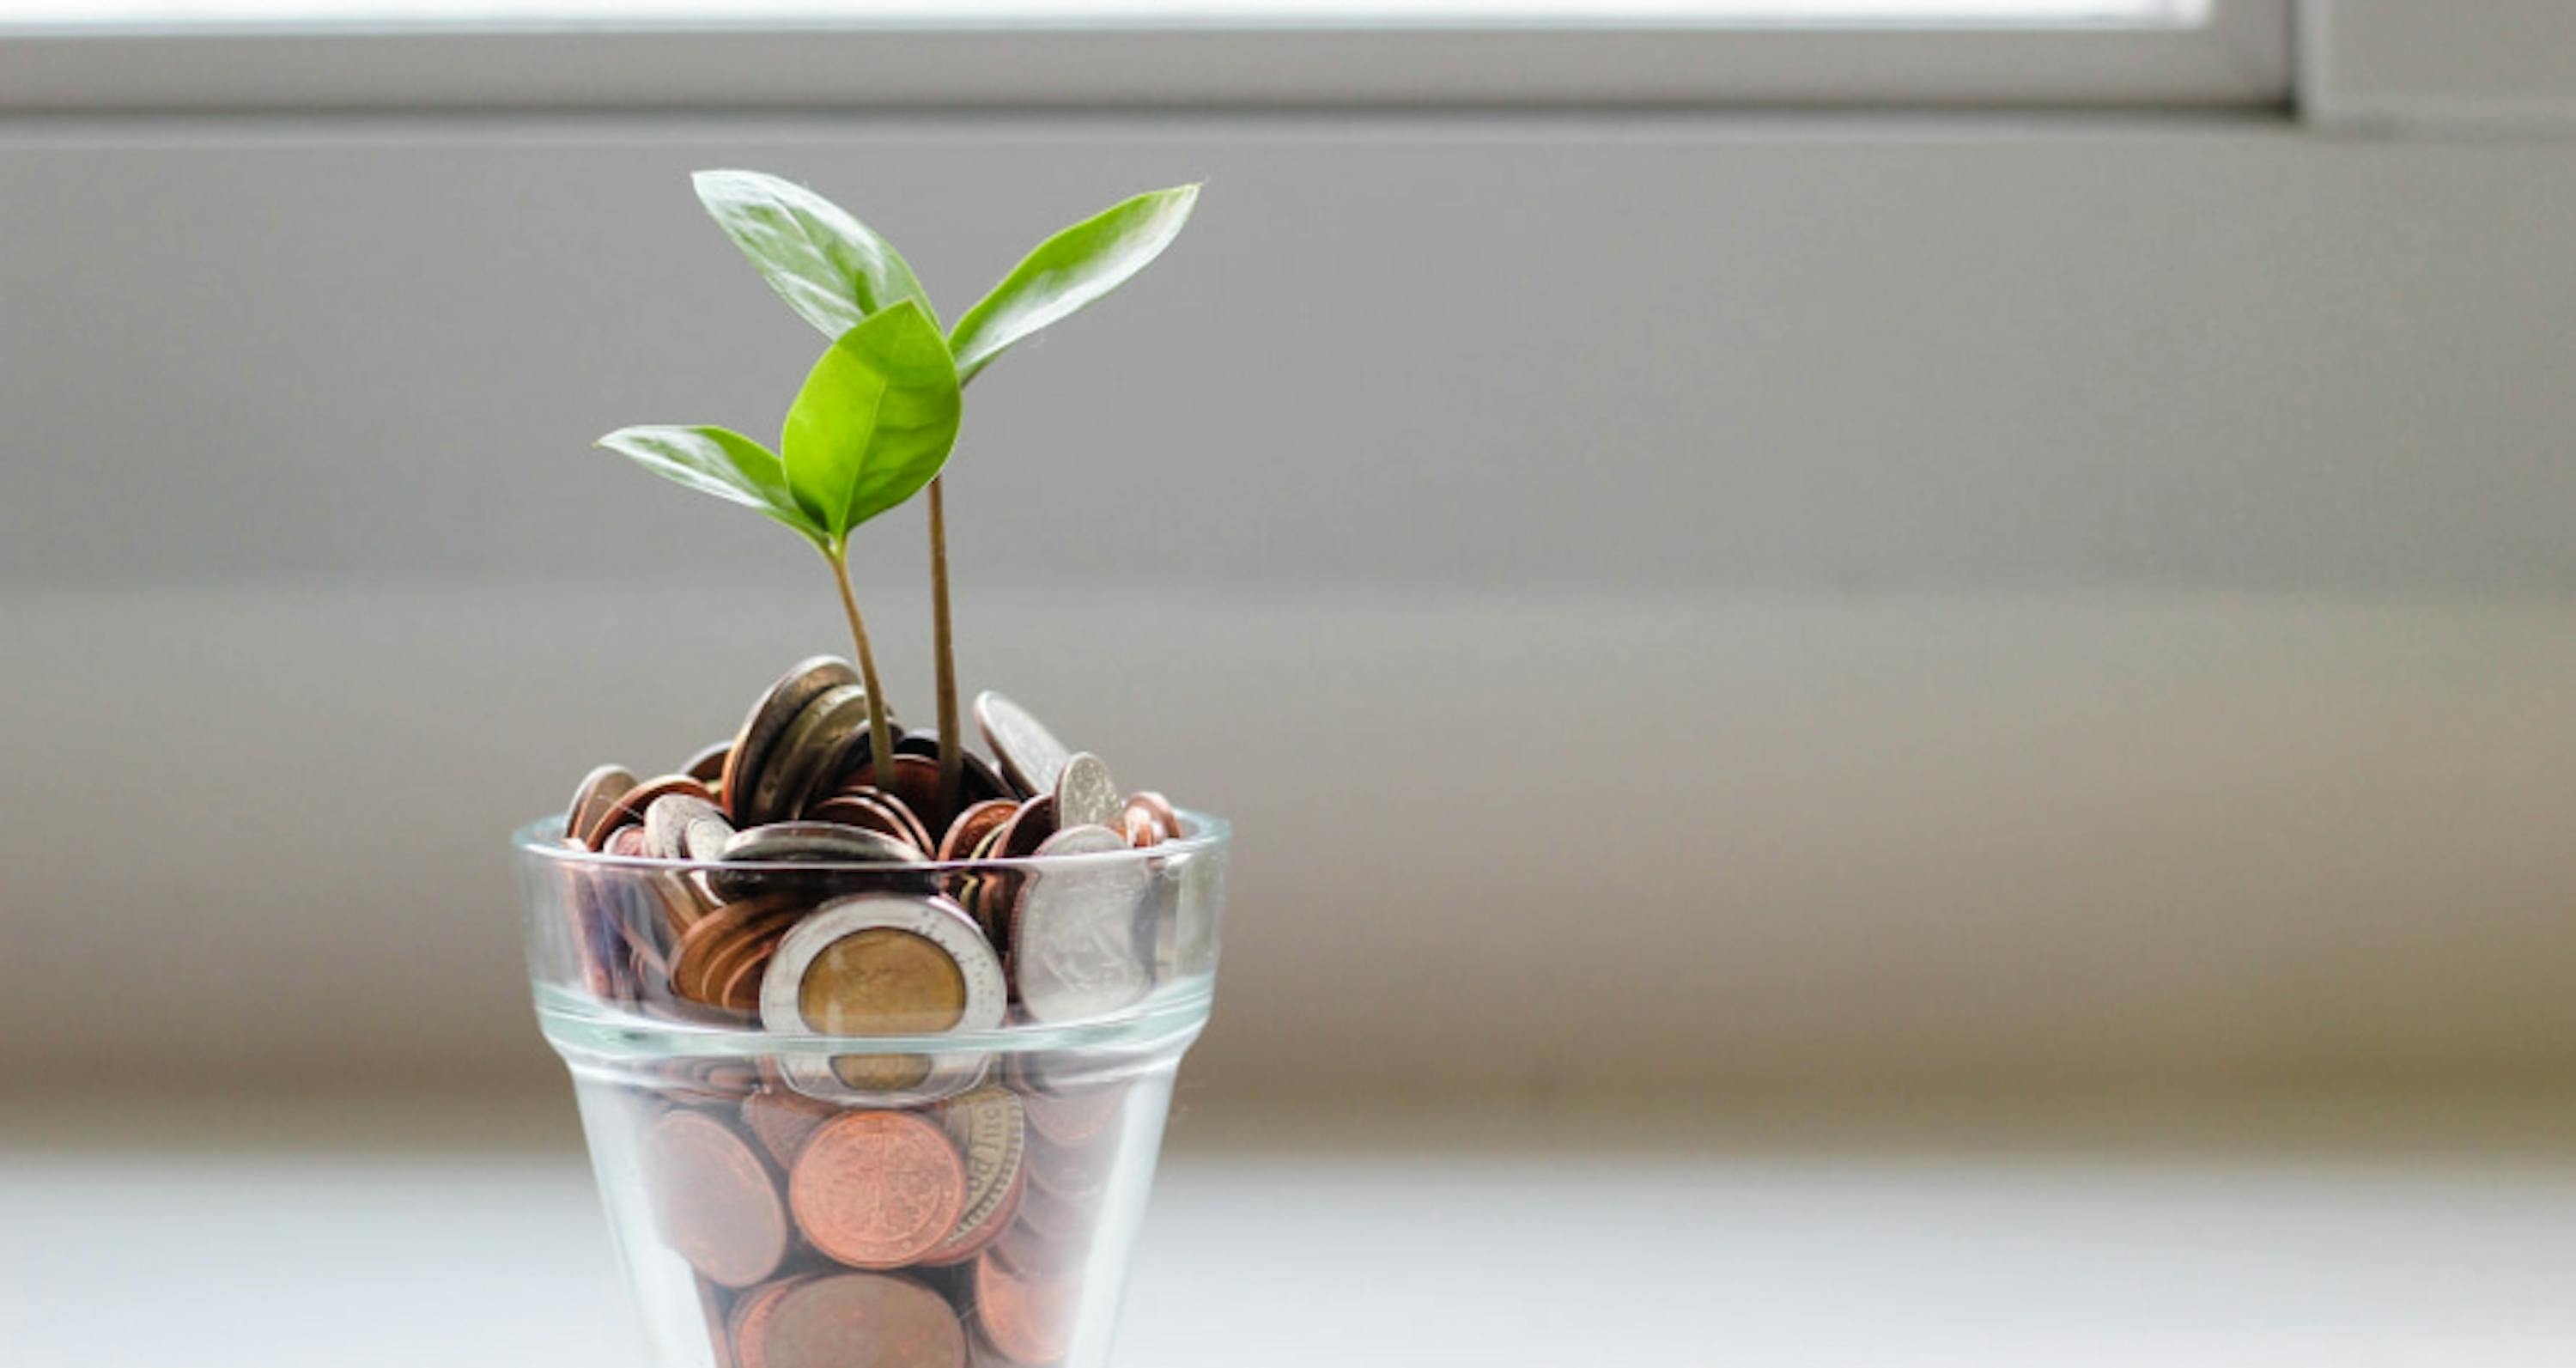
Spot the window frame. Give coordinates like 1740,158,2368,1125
0,2,2293,113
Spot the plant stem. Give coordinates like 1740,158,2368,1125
825,544,899,792
927,476,963,813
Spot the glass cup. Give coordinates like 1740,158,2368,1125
515,811,1229,1368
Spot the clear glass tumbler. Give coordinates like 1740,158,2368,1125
515,812,1228,1368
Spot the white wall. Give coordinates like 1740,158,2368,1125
4,113,2573,1100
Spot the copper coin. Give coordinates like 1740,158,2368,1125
605,824,650,857
894,731,1012,806
973,691,1072,800
938,800,1017,862
1050,753,1120,831
741,1089,841,1170
593,774,716,848
750,684,874,827
645,1110,790,1288
974,1250,1078,1365
788,1111,969,1269
718,940,784,1013
670,893,797,1004
748,1272,964,1368
1125,791,1181,839
724,657,862,825
994,796,1057,860
811,791,934,859
728,1273,815,1368
692,907,802,1010
876,754,958,847
989,1218,1084,1280
568,763,638,845
683,739,734,786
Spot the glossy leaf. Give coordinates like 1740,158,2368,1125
781,301,963,542
596,424,822,543
948,184,1200,385
692,168,935,339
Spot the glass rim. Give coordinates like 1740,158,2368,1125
532,980,1215,1057
513,805,1230,875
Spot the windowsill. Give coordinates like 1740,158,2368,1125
11,1091,2576,1365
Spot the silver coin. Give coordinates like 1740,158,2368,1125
974,690,1072,799
720,656,858,824
1052,752,1121,831
566,763,637,844
744,683,871,825
1012,824,1153,1023
710,820,921,899
643,792,727,860
720,820,918,865
761,893,1006,1106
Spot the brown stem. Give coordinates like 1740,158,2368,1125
927,476,963,813
825,544,898,791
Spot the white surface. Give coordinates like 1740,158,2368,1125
8,1098,2576,1366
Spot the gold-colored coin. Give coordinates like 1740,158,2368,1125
798,927,968,1036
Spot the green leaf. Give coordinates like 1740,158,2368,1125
596,424,823,543
781,301,963,542
692,168,936,339
948,184,1200,386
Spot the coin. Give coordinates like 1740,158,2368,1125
605,824,650,857
727,1274,814,1368
1012,825,1152,1023
746,1272,964,1368
1051,752,1120,830
723,658,861,825
881,754,959,848
748,684,876,827
894,731,1012,806
645,1110,790,1288
922,1085,1028,1266
670,893,799,1006
594,774,718,848
741,1089,841,1170
683,740,733,786
973,691,1072,800
569,763,639,848
1121,791,1181,844
994,796,1058,860
974,1249,1078,1365
1020,1083,1127,1149
760,894,1006,1038
787,1111,969,1269
810,790,935,859
711,821,923,900
647,793,732,860
938,800,1017,863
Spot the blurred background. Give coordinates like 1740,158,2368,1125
5,2,2574,1364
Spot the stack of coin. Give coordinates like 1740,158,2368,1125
559,660,1190,1038
557,660,1198,1364
634,1065,1134,1367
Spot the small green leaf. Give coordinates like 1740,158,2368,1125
692,168,936,339
781,301,963,542
948,184,1200,386
596,424,823,543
